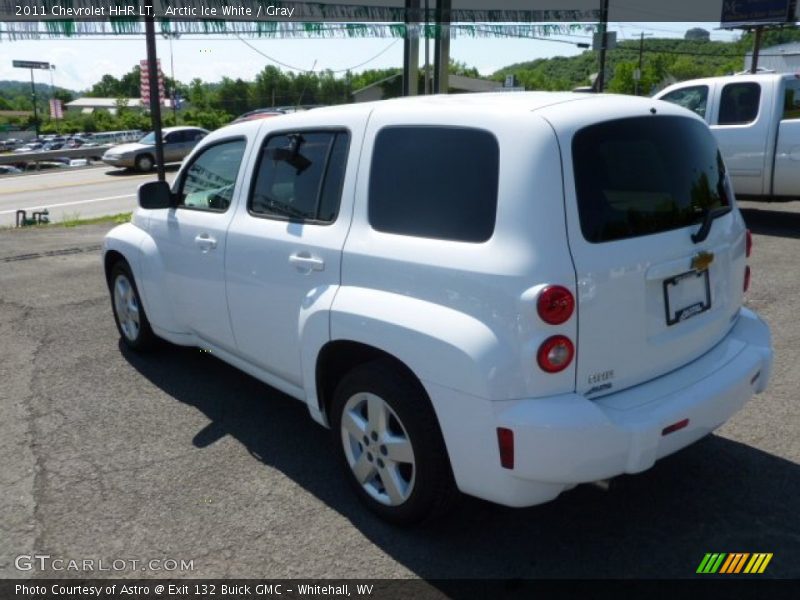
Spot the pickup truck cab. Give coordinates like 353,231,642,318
104,93,773,524
655,73,800,200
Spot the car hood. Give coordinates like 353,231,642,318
106,142,152,155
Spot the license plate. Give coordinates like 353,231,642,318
663,270,711,326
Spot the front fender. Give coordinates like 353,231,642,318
104,220,182,335
328,286,503,399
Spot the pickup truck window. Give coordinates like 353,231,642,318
718,82,761,125
783,79,800,120
369,126,499,243
177,139,246,211
659,85,709,118
249,131,349,223
572,116,729,243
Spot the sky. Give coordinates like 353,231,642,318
0,22,741,92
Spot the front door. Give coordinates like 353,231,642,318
148,137,248,350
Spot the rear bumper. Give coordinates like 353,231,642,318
427,307,772,507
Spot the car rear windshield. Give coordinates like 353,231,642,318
572,116,729,243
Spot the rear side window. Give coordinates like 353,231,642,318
783,79,800,120
369,126,499,242
249,131,349,223
718,82,761,125
659,85,709,118
572,116,729,243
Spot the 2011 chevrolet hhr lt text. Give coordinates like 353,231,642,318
103,93,773,524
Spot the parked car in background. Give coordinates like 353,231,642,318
103,93,772,524
13,142,43,153
102,126,209,172
655,73,800,200
0,165,22,175
231,108,287,124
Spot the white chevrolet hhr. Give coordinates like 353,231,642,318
103,93,773,524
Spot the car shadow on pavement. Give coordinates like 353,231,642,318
121,342,800,581
741,207,800,240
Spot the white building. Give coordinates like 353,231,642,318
65,97,177,115
744,42,800,73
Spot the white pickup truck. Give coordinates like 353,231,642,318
656,73,800,200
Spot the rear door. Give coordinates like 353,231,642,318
550,110,746,399
225,128,355,387
773,76,800,198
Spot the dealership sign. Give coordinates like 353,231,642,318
721,0,797,27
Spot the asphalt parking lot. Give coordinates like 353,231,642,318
1,200,798,583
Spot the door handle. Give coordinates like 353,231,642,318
289,253,325,272
194,233,217,251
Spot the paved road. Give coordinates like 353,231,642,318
0,201,798,583
0,166,176,228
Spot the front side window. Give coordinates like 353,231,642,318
718,82,761,125
783,79,800,121
659,85,709,118
249,131,349,223
368,126,499,242
177,139,246,211
572,116,729,243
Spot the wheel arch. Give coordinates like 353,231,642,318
315,340,425,423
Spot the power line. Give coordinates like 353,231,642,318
235,34,400,73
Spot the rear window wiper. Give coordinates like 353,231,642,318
691,205,731,244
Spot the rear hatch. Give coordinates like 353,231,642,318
557,112,745,399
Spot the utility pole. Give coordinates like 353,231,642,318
145,16,166,182
635,32,645,96
402,0,420,96
750,25,764,73
596,0,609,93
423,0,430,94
49,65,59,133
29,69,40,139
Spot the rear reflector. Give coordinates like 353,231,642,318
662,418,689,436
744,265,751,293
497,427,514,469
537,335,575,373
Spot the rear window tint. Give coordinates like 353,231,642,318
572,116,729,243
369,126,499,242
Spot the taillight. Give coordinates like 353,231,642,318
537,335,575,373
497,428,514,469
744,265,751,293
537,285,575,325
746,229,753,258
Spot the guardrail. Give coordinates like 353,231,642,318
0,146,113,166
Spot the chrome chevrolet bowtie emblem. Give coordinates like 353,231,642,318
691,251,714,272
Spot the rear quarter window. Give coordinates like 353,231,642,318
368,126,499,243
572,116,729,243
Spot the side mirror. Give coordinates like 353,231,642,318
138,180,174,209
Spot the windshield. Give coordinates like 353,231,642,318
138,132,155,144
572,116,729,243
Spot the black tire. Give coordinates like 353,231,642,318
135,153,154,173
109,261,156,351
331,358,458,525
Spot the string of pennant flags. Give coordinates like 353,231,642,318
0,0,597,39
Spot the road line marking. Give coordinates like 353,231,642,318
0,193,136,214
0,174,154,195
